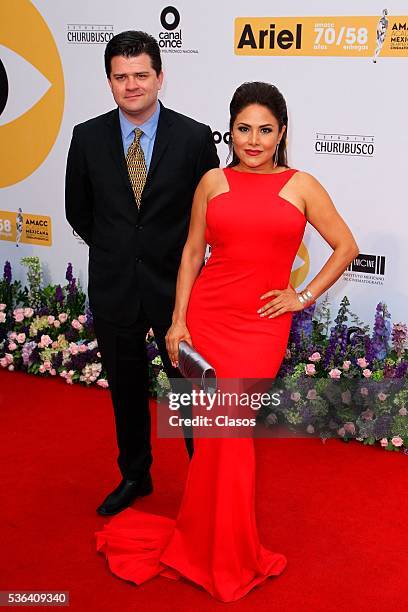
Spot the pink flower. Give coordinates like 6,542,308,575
53,320,61,328
78,314,87,324
39,364,46,373
0,312,6,323
357,357,368,368
285,348,291,359
309,352,321,362
97,379,109,388
0,358,8,368
97,352,101,358
391,436,404,447
14,313,24,323
361,409,374,421
43,360,51,370
329,368,341,379
337,427,346,437
344,422,356,434
306,424,315,434
23,307,34,318
305,363,316,376
341,390,351,405
290,392,301,402
307,389,317,400
47,315,55,325
50,369,57,376
342,360,351,371
8,342,17,351
399,407,408,416
0,303,6,311
8,364,14,371
360,387,369,396
17,333,26,344
69,343,79,355
58,313,68,323
9,332,17,340
71,319,83,331
362,369,372,378
377,392,388,401
52,342,58,349
39,335,52,348
380,438,388,447
79,344,87,353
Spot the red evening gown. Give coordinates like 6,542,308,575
96,167,306,602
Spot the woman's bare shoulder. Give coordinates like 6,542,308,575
199,168,229,200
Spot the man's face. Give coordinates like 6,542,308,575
108,53,163,122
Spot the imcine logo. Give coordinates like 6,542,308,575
344,253,386,286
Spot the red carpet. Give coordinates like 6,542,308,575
1,369,407,611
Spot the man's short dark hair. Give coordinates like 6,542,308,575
105,30,162,78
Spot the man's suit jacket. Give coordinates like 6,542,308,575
65,102,219,326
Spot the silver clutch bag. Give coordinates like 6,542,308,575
178,341,217,394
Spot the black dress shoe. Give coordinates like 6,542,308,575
96,474,153,516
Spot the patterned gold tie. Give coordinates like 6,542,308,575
126,128,147,207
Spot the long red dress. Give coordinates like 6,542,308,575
96,167,307,602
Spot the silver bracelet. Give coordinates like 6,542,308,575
297,289,314,306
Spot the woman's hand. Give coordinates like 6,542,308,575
257,284,304,319
165,321,192,368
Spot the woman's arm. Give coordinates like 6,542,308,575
165,170,217,366
259,172,359,318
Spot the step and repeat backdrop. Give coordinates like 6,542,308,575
0,0,407,323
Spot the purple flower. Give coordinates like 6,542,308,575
22,341,37,366
4,261,12,283
64,329,77,342
37,306,50,316
55,285,64,305
65,263,73,283
373,415,392,439
395,361,408,379
371,302,391,361
52,352,63,369
147,341,159,361
392,322,407,360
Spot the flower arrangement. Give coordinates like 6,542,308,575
0,258,163,391
1,259,407,452
260,296,408,452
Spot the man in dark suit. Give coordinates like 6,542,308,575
65,31,219,515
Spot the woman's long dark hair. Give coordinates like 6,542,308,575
227,81,288,168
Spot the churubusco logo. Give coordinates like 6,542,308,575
343,253,386,286
234,10,408,60
315,133,375,157
66,24,114,44
158,6,198,54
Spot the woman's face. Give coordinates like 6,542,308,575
231,103,285,172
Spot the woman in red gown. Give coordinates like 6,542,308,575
96,82,359,602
